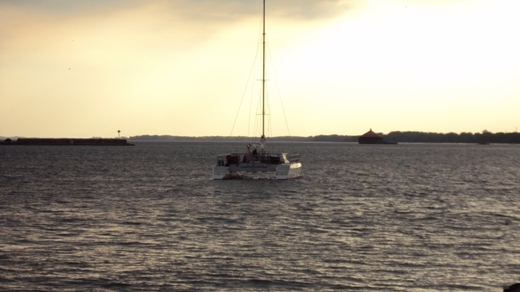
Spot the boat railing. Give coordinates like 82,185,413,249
289,154,300,163
218,152,289,166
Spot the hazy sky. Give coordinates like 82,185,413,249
1,0,519,138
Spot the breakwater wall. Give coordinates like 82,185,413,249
1,138,134,146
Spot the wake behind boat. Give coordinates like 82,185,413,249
212,0,302,180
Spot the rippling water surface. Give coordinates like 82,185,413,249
1,142,519,291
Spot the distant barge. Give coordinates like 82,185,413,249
1,138,134,146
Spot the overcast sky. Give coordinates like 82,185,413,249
1,0,519,138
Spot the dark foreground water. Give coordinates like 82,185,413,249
1,142,519,291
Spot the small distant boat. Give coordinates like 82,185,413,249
212,0,302,180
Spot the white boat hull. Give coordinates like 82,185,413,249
212,162,301,180
212,165,233,180
275,162,302,180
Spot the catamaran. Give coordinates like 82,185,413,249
212,0,302,180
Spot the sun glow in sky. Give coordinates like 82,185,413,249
1,0,519,138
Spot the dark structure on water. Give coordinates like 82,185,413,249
359,129,397,144
1,138,134,146
359,129,384,144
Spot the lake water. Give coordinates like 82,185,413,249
1,142,519,291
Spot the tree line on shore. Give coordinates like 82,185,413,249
129,131,520,143
313,131,520,143
383,131,520,143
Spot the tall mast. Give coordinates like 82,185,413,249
262,0,266,138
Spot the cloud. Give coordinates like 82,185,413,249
0,0,356,55
0,0,354,23
0,0,142,14
266,0,355,20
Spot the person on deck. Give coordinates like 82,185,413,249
244,146,254,162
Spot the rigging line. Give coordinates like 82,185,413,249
254,90,263,137
266,41,292,136
248,57,261,137
261,79,272,138
266,90,273,138
229,28,263,137
257,90,271,138
247,78,254,137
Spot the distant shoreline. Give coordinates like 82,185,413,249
2,131,520,144
125,131,520,144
